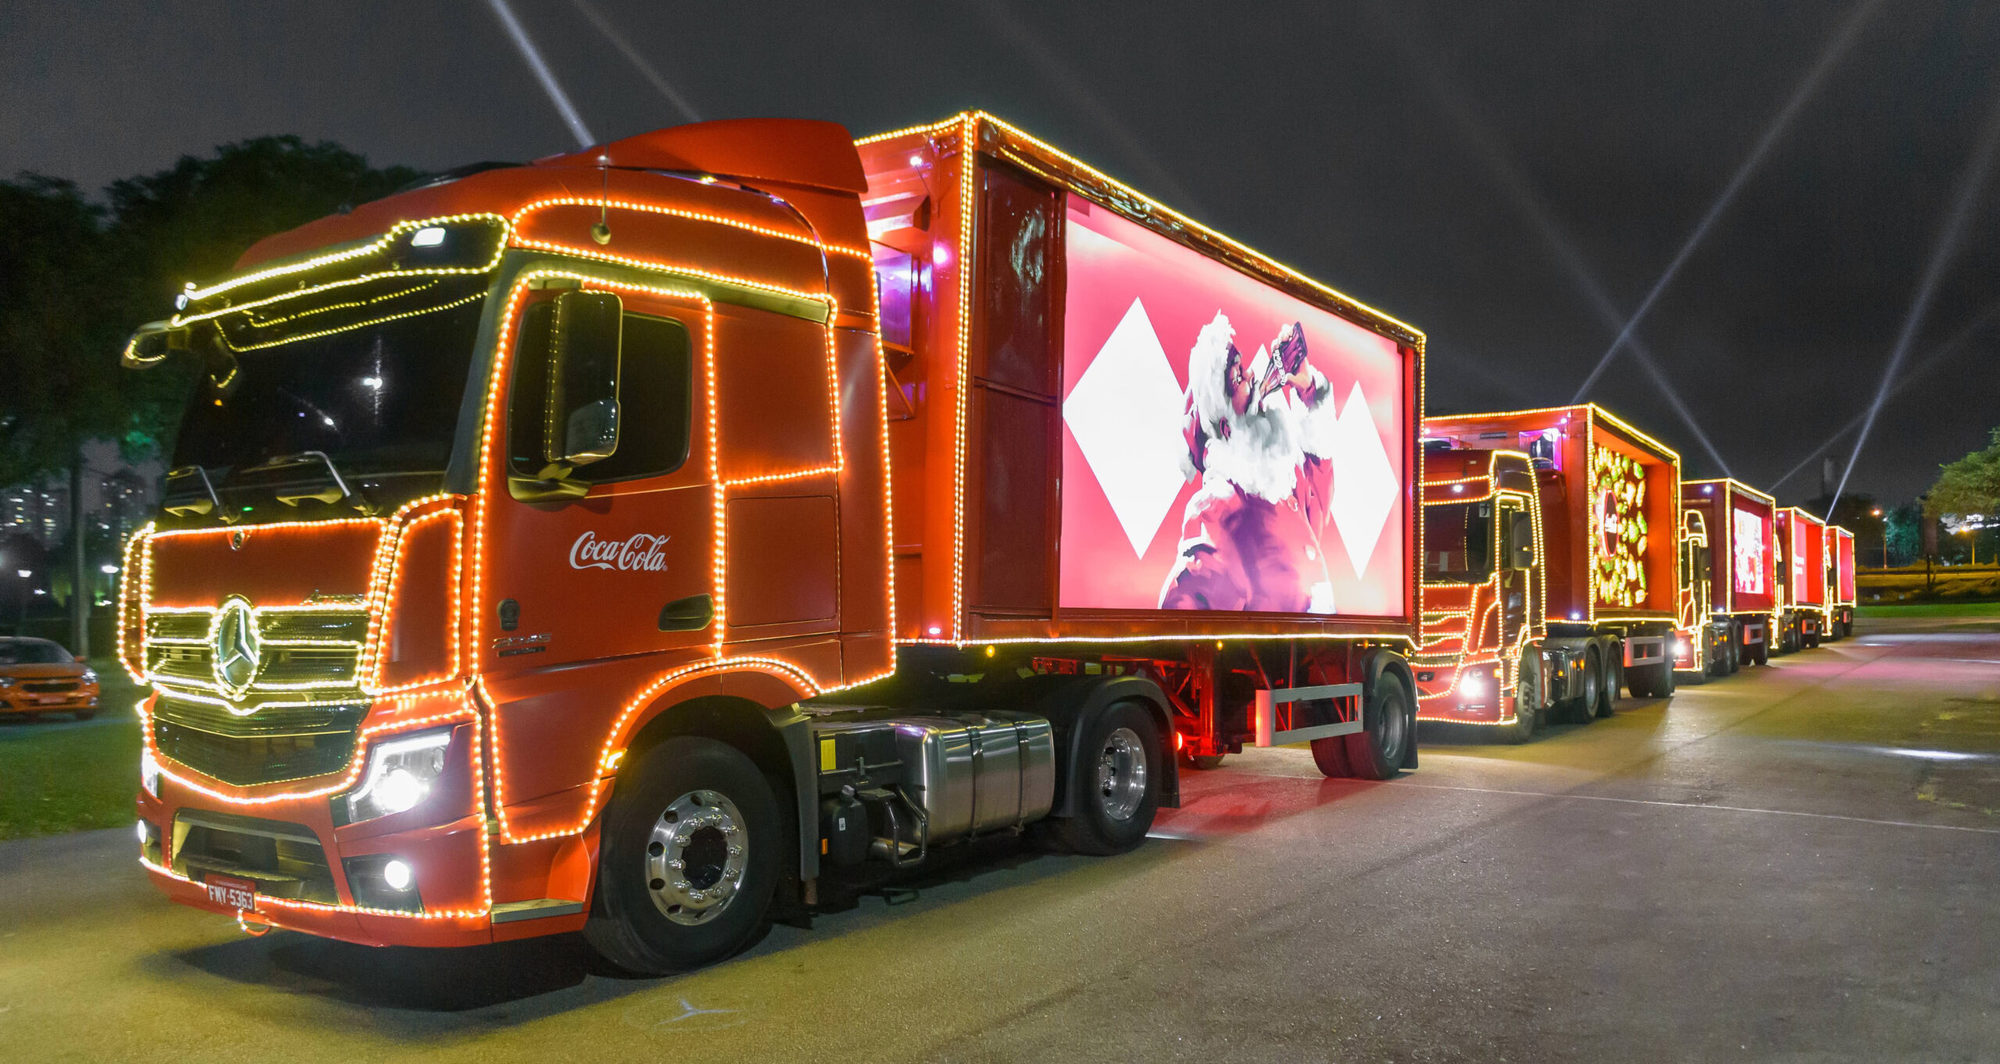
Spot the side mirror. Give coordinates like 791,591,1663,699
542,291,623,473
1504,511,1536,570
122,322,178,368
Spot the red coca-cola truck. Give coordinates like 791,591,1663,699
119,112,1424,973
1415,404,1683,740
1775,506,1828,651
1825,525,1856,638
1680,478,1779,672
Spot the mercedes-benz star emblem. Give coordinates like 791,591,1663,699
211,597,263,699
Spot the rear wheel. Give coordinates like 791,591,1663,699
584,736,782,976
1558,647,1601,724
1316,671,1412,779
1597,644,1622,716
1053,701,1161,854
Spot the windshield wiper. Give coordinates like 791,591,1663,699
244,451,375,515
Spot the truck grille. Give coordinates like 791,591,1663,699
152,693,366,786
171,810,338,904
143,604,372,787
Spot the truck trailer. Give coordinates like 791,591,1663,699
1413,404,1683,740
1681,478,1779,673
1825,524,1856,638
1775,506,1828,651
117,113,1425,974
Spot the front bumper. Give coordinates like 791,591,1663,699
134,694,502,948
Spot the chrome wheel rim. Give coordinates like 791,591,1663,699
1095,727,1149,822
645,789,748,926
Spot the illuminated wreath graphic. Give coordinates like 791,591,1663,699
1592,449,1648,607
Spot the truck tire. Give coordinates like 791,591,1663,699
1627,658,1674,699
584,736,782,976
1558,647,1601,724
1750,631,1770,666
1494,652,1541,744
1052,701,1161,855
1723,628,1741,674
1318,671,1412,779
1597,644,1621,717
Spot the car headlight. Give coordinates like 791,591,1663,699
345,728,453,823
140,748,161,798
81,668,98,684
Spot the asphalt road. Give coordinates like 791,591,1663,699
3,615,1997,1063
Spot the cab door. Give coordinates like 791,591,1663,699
476,283,716,817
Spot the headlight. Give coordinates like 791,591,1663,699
1459,674,1487,700
140,749,161,798
345,728,453,823
81,668,98,684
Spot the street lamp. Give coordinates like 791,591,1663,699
1871,508,1886,567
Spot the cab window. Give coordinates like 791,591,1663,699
508,305,693,482
1424,501,1493,581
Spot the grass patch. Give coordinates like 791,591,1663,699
1858,601,2000,618
0,717,140,841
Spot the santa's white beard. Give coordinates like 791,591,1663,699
1200,401,1306,504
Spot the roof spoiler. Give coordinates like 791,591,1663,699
536,119,869,195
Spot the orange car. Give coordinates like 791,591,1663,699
0,637,101,721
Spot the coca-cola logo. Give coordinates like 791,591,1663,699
568,531,671,572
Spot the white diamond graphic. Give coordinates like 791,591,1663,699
1062,298,1188,557
1327,382,1400,578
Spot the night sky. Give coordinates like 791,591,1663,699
5,0,1996,505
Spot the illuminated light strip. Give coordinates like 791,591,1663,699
483,655,824,845
116,522,156,682
239,278,441,328
220,293,485,353
951,113,977,643
510,196,873,260
1682,477,1778,506
181,213,510,304
362,507,465,694
908,632,1424,648
971,112,1424,343
719,465,840,489
508,233,837,308
854,116,964,146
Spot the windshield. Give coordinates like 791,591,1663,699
0,639,73,665
1424,500,1493,581
169,277,487,482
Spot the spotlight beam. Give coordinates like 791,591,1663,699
975,0,1207,215
1570,0,1883,402
1383,6,1733,475
569,0,702,124
1766,298,2000,493
1828,93,2000,516
484,0,596,149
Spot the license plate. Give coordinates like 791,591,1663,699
205,874,258,911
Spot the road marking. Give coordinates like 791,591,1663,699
1392,780,2000,835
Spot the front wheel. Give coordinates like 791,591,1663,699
584,736,782,976
1494,652,1541,744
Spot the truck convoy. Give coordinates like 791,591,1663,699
118,113,1425,973
1413,405,1685,739
114,111,1858,972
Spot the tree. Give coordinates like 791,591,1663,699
1925,428,2000,522
1,137,423,654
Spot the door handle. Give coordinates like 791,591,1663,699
658,593,715,632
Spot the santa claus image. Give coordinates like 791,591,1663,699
1158,312,1341,613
